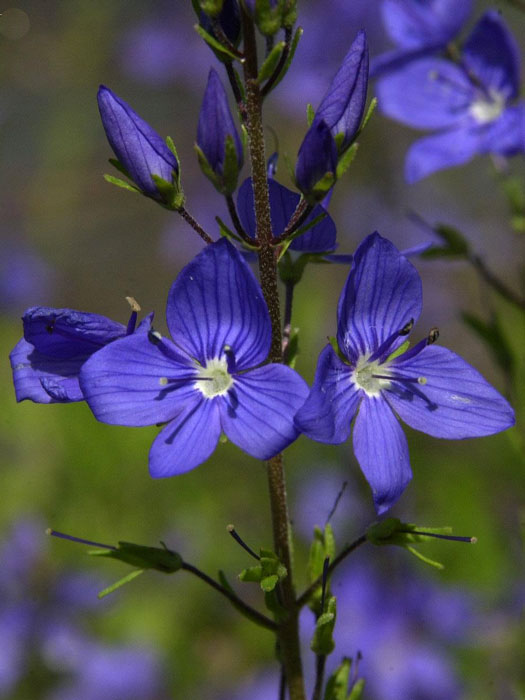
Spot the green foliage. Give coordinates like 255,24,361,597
103,173,140,194
323,657,365,700
421,223,470,258
311,595,337,655
194,23,240,61
462,311,515,381
258,41,287,83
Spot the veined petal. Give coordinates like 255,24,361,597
166,239,271,370
9,338,85,403
237,178,336,252
294,345,361,444
79,332,197,427
337,233,422,362
405,126,482,183
386,345,515,438
220,364,308,459
352,396,412,514
463,11,520,99
376,58,473,130
479,103,525,157
149,397,221,477
382,0,472,49
22,307,125,358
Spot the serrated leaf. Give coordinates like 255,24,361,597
258,41,286,83
336,142,359,179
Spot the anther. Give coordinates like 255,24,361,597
227,524,260,561
428,327,439,344
125,296,141,335
148,329,162,345
417,377,427,385
125,296,141,313
400,319,414,335
159,377,168,386
399,529,476,543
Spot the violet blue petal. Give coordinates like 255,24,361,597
79,332,197,427
314,30,369,151
462,10,520,99
370,45,440,79
23,306,126,359
97,85,178,199
149,396,221,477
295,120,338,198
386,345,515,438
294,345,361,443
404,125,481,183
336,232,422,363
381,0,472,50
220,364,308,459
352,396,412,514
479,102,525,156
197,68,243,175
376,58,473,130
166,239,271,370
236,178,337,252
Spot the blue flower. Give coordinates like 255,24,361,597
9,306,151,404
371,0,472,77
376,11,525,182
236,177,337,253
199,0,241,48
295,232,515,513
196,68,243,194
97,85,179,200
79,239,308,477
295,120,338,202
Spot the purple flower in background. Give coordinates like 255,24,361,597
196,68,243,194
9,306,151,404
295,232,514,513
237,177,337,253
80,240,308,477
97,85,178,200
371,0,472,77
0,240,51,316
377,11,525,182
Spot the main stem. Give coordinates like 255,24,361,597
241,9,306,700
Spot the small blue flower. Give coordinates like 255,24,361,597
295,232,515,513
97,85,179,200
295,120,338,202
79,239,308,477
376,11,525,182
236,177,337,253
196,68,243,194
9,306,151,403
371,0,472,77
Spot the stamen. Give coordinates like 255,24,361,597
391,326,440,364
227,524,260,560
125,297,141,335
399,530,476,543
368,318,414,363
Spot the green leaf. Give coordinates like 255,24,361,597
108,158,132,179
194,23,239,61
103,174,140,194
324,657,351,700
421,223,470,258
265,26,303,93
97,569,144,599
360,96,377,132
198,0,224,16
405,546,444,570
284,328,299,368
336,142,359,179
311,596,337,655
348,678,365,700
261,574,279,592
462,311,515,380
257,41,286,83
222,134,241,195
306,103,315,127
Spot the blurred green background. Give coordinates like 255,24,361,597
1,1,524,698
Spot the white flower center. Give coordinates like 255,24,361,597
470,90,505,124
194,357,233,398
351,356,392,397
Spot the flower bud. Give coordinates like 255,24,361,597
198,0,241,49
196,68,243,194
295,120,337,203
97,85,179,203
314,30,369,154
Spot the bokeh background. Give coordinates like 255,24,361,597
1,1,524,698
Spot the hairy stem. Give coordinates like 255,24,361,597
177,207,214,244
241,7,306,700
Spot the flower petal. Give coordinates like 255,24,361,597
149,397,221,477
352,396,412,514
237,178,337,252
405,126,481,183
376,58,473,130
166,239,271,370
337,233,422,362
463,11,520,99
79,332,197,426
381,0,472,50
9,338,85,403
479,103,525,157
220,364,308,459
294,345,361,443
386,345,515,438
